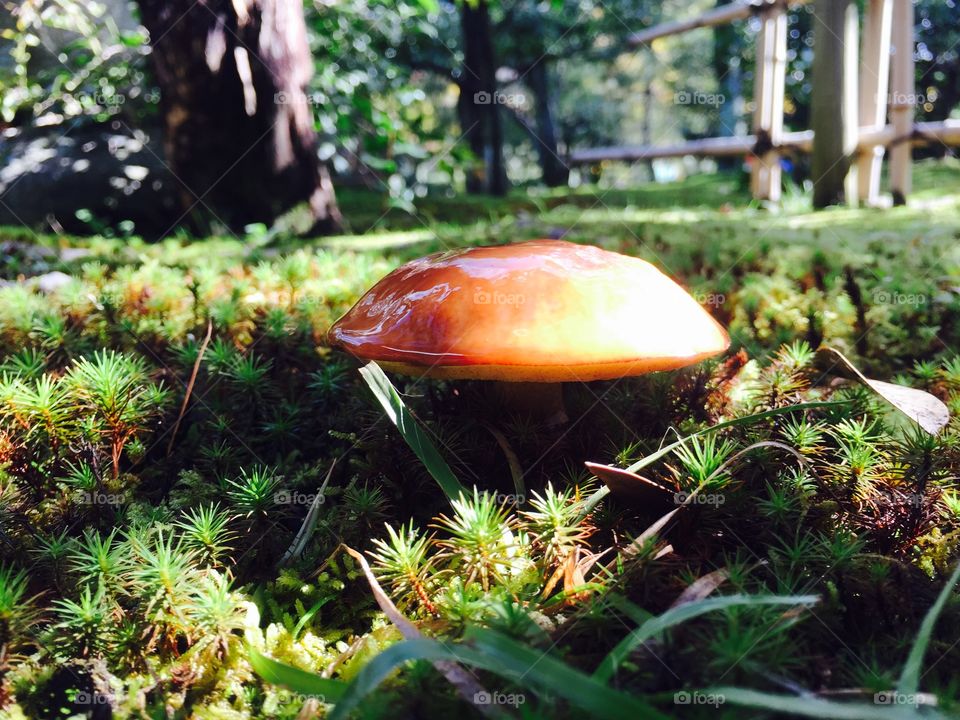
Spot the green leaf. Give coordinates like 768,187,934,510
248,646,347,703
897,562,960,694
358,361,466,501
594,594,819,683
711,686,943,719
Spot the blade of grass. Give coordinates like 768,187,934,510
248,646,347,702
463,627,669,719
897,562,960,695
580,400,847,518
292,596,332,641
359,361,466,501
281,458,337,566
483,421,525,500
328,628,667,720
711,686,942,720
623,402,847,475
341,544,490,709
594,594,819,683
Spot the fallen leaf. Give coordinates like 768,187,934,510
816,347,949,435
584,461,676,508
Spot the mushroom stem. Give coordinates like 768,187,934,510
492,381,568,426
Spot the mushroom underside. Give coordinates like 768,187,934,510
490,381,568,426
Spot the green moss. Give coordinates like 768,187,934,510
1,161,960,717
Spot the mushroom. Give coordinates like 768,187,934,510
326,240,730,424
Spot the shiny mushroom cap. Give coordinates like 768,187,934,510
326,240,730,382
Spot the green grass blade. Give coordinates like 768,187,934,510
594,594,819,683
897,562,960,695
328,637,457,720
329,630,667,720
248,646,347,702
463,627,669,720
581,401,849,518
624,401,848,475
358,361,466,501
712,686,942,720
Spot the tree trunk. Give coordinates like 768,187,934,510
811,0,858,208
526,62,568,187
136,0,341,234
458,0,508,196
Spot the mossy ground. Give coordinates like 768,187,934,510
1,160,960,718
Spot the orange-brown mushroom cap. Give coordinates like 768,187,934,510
326,240,730,382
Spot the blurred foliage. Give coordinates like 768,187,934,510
0,0,154,124
1,0,957,198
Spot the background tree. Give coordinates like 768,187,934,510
457,0,508,195
136,0,341,233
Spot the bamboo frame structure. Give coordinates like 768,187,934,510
570,0,949,205
569,122,960,164
888,0,915,205
750,1,788,202
857,0,893,205
811,0,859,207
627,0,808,48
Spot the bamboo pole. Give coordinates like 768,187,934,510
627,0,811,47
811,0,859,208
768,3,787,200
750,12,768,198
750,3,787,201
888,0,914,205
568,121,960,165
857,0,893,206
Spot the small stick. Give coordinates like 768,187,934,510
166,320,213,457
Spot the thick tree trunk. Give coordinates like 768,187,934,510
458,0,508,196
137,0,341,234
526,62,569,187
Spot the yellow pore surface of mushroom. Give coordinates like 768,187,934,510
326,240,730,382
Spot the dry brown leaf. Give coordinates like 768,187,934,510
584,461,676,509
816,347,949,434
